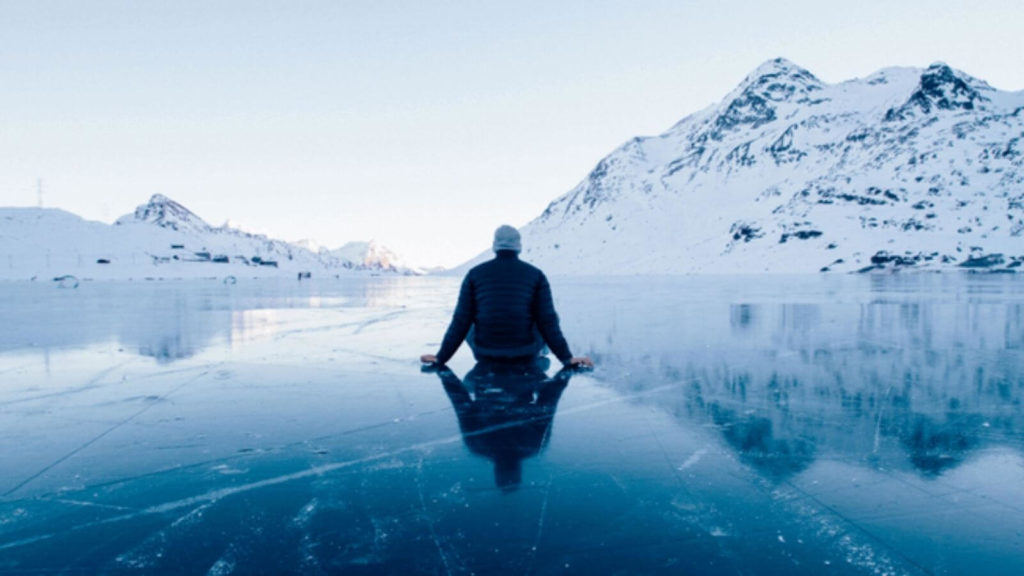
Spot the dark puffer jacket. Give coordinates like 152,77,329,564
435,251,573,365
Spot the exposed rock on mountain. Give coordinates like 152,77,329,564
516,59,1024,274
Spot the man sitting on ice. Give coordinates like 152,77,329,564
421,225,593,369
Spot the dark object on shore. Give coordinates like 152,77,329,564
53,275,79,289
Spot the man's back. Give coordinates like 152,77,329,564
422,225,591,369
435,251,571,364
468,252,545,351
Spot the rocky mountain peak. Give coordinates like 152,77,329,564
511,59,1024,275
885,63,986,121
741,58,821,90
116,194,211,234
713,58,825,136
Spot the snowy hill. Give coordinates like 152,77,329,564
294,238,415,274
115,193,212,234
0,195,417,280
321,241,408,273
511,59,1024,274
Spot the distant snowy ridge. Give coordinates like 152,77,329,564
115,193,211,234
0,195,418,280
320,241,406,272
499,59,1024,274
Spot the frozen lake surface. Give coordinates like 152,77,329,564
1,274,1022,575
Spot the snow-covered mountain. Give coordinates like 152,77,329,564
513,59,1024,274
0,194,417,280
321,241,407,273
116,193,212,234
294,238,413,273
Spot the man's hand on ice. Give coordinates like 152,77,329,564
568,356,594,369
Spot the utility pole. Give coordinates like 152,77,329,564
37,178,43,208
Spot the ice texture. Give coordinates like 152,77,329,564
1,275,1022,574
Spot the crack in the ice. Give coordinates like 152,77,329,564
779,480,932,575
269,309,409,341
677,448,709,472
113,502,215,570
38,497,137,512
524,480,551,576
414,456,457,576
289,497,326,574
352,310,407,335
0,359,136,408
0,381,689,553
2,369,213,498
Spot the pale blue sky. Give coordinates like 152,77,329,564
2,0,1022,267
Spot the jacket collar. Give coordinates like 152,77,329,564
494,250,519,260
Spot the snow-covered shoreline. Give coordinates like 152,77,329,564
0,197,420,281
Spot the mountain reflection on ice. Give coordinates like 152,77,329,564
0,275,1021,575
555,274,1023,482
230,309,279,348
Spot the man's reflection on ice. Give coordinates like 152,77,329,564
424,359,575,492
